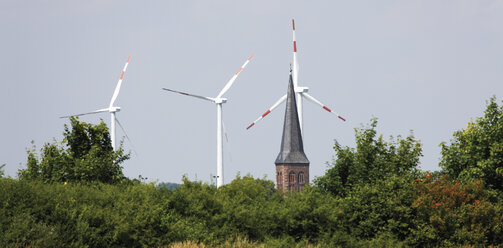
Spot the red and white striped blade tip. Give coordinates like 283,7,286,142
246,123,254,130
322,106,346,121
235,54,255,75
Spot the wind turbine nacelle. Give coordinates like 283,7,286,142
215,98,227,104
109,107,121,112
295,87,309,93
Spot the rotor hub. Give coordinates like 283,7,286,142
109,106,121,112
215,98,227,104
295,86,309,93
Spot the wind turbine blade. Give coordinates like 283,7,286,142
246,94,287,130
162,88,215,102
60,108,109,118
109,55,131,108
216,54,254,98
115,117,138,156
292,19,299,88
302,93,346,121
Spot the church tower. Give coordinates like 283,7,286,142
275,73,310,191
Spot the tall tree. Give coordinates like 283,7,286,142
19,117,129,184
315,118,422,197
440,96,503,192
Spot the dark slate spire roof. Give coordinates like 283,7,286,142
275,73,310,165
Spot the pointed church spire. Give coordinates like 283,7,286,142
275,73,309,165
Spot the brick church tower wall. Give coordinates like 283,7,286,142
276,164,309,191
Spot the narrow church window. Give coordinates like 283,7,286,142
289,171,295,190
298,172,305,191
298,172,304,184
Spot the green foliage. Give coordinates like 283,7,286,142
315,118,422,197
2,172,503,247
335,175,416,241
313,119,426,243
162,176,220,244
0,178,172,247
18,117,129,184
440,96,503,192
217,175,283,241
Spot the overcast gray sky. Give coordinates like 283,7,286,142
1,1,502,184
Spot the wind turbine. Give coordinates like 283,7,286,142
162,54,254,188
61,55,132,151
246,19,346,132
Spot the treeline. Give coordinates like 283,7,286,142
1,98,503,247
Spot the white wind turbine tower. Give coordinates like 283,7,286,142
246,19,346,132
61,55,132,151
162,54,254,188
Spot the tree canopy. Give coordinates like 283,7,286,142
315,118,422,197
18,117,129,184
440,96,503,192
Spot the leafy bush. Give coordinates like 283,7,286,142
0,179,171,247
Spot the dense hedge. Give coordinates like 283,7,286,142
1,175,502,247
0,179,170,247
